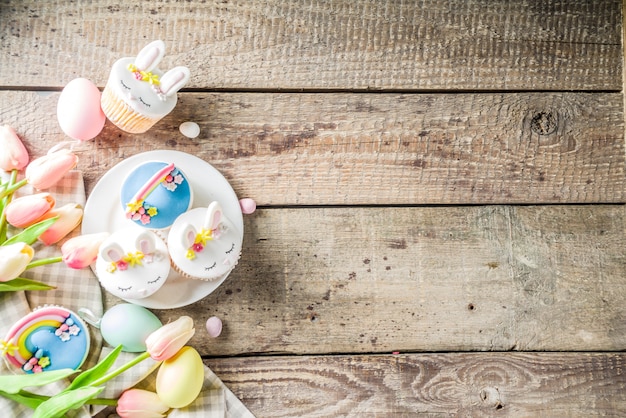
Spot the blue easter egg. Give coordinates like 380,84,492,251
100,304,162,352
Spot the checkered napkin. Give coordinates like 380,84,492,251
0,171,255,418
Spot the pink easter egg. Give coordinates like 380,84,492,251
57,78,106,141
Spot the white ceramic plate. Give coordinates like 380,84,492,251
82,150,243,309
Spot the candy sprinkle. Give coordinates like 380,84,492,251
179,121,200,139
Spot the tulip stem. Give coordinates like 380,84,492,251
0,170,19,243
0,177,27,200
25,256,63,270
89,351,152,388
84,398,118,406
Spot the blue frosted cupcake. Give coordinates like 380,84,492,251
120,161,193,230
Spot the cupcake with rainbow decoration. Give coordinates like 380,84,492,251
1,306,90,374
120,161,193,231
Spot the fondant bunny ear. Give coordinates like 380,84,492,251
159,66,190,96
204,201,223,230
135,40,165,72
135,231,156,254
181,224,198,248
100,242,124,263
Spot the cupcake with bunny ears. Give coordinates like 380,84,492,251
167,201,243,281
101,40,190,134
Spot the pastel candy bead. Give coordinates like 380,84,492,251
239,198,256,214
179,121,200,138
205,316,222,338
100,304,162,352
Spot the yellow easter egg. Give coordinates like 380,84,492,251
156,346,204,408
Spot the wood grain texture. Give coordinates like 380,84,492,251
1,91,623,205
206,352,626,417
0,0,622,91
102,205,626,356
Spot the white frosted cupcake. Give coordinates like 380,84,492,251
101,40,190,134
95,228,170,300
167,201,243,281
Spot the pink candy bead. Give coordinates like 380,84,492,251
205,316,222,338
239,198,256,214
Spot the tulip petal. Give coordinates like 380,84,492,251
145,316,195,361
25,149,77,190
38,203,83,246
5,193,55,228
0,243,34,282
0,125,29,171
61,232,109,269
117,389,168,418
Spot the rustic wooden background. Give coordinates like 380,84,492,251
1,0,625,416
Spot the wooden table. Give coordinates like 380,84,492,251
2,1,625,415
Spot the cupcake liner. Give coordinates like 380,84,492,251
101,84,159,134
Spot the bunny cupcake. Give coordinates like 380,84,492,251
95,227,170,300
101,40,190,133
167,201,243,281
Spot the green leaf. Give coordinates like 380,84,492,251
0,277,56,292
2,217,58,246
0,369,76,394
65,345,123,391
0,389,49,409
33,386,103,418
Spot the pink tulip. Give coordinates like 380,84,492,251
0,125,29,171
145,316,195,361
37,203,83,245
61,232,109,269
0,243,34,282
25,149,78,190
116,389,169,418
5,193,55,228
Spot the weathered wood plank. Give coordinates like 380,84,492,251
206,352,626,417
1,91,623,205
104,205,626,355
0,0,622,91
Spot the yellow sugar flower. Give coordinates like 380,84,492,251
194,228,213,246
38,356,51,368
126,200,144,214
123,252,144,268
0,339,18,356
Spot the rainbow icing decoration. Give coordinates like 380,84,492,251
1,306,89,374
125,162,185,225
